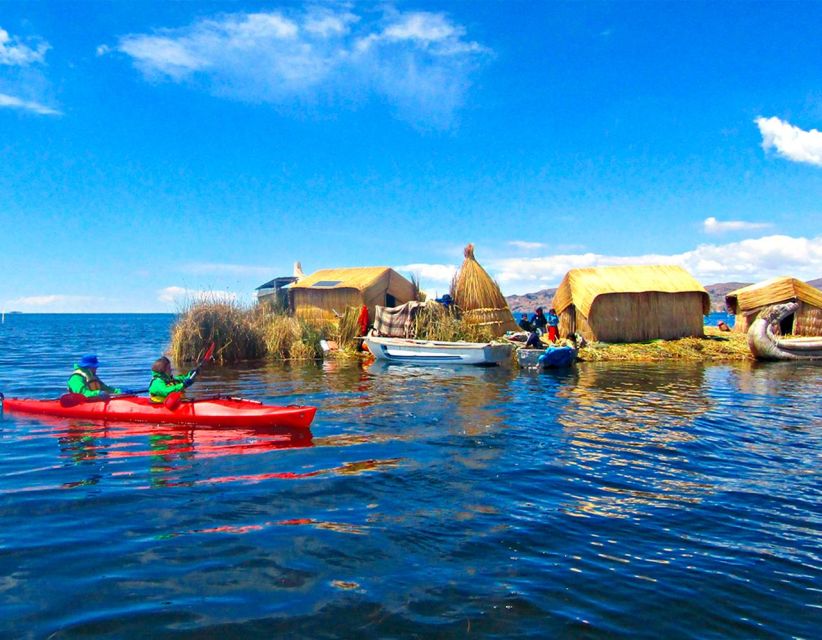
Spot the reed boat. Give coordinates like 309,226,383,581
747,302,822,361
364,335,513,366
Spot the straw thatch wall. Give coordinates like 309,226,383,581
552,265,709,343
289,267,416,323
725,277,822,335
450,244,517,337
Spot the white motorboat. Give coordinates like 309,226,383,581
364,336,513,366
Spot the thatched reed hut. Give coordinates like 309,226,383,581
551,265,710,343
450,244,518,337
725,277,822,336
255,276,298,308
289,267,416,323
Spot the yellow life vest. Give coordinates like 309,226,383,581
72,368,102,391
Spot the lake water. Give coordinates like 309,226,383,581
0,314,819,638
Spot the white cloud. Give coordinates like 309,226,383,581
157,286,240,305
107,6,488,127
396,263,457,284
703,216,771,234
0,28,59,115
179,262,276,278
508,240,545,251
358,11,485,55
489,234,822,294
118,36,208,80
0,92,61,115
0,27,49,66
304,9,357,37
5,294,107,312
755,116,822,167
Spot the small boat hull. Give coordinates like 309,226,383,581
365,336,512,366
517,346,577,369
1,395,317,430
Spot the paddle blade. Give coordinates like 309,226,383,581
164,391,183,410
202,342,215,364
59,393,88,407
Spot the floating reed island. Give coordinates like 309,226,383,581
169,248,767,365
168,297,495,363
168,247,515,363
573,327,752,362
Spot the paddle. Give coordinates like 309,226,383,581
182,341,215,386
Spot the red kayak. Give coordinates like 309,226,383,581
1,394,317,430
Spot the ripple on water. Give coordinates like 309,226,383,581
0,317,820,638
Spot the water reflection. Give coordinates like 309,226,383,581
11,414,314,490
555,362,717,518
365,361,514,436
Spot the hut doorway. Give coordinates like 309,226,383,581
386,293,397,307
779,312,794,336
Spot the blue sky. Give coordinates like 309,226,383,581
1,1,820,312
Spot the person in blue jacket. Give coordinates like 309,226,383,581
546,308,560,342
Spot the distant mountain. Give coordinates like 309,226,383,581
506,288,556,315
505,277,822,315
703,282,751,312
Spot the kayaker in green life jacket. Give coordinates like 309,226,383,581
149,356,195,403
67,354,121,398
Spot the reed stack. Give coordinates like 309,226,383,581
450,244,518,337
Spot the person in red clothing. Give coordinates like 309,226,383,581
546,308,560,343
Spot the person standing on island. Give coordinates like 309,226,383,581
546,308,560,343
531,307,548,335
67,354,121,398
148,356,196,404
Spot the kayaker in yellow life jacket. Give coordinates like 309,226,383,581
148,356,195,403
67,354,121,398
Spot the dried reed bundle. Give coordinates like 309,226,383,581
169,298,332,364
413,302,493,342
409,273,426,302
170,299,265,364
256,314,327,360
336,306,362,350
450,243,517,335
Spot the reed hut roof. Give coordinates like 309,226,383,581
553,265,710,317
725,277,822,313
289,266,413,294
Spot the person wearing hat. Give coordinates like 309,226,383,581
148,356,195,404
67,354,121,398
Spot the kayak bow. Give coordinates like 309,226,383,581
2,394,316,430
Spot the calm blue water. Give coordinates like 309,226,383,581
705,311,735,327
0,314,819,639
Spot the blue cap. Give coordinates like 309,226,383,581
78,354,101,369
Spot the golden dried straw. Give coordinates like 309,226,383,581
450,243,517,335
